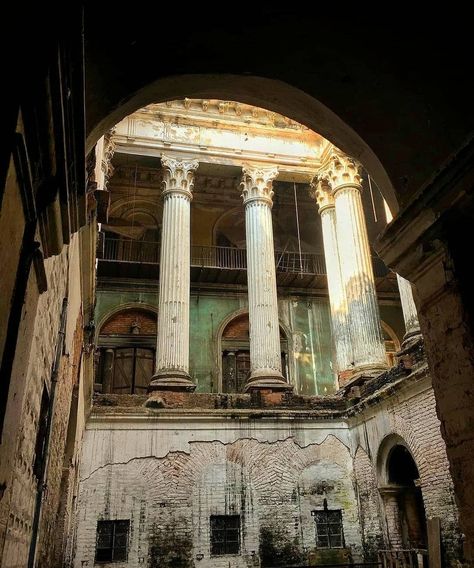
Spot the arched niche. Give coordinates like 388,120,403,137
377,435,427,551
95,307,157,395
217,310,289,393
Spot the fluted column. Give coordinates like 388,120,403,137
321,149,387,377
396,274,422,344
241,165,292,392
311,179,353,379
149,156,199,392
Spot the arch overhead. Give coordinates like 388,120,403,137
86,75,398,213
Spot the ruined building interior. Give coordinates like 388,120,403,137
1,7,474,568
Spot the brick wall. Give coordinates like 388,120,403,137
349,374,463,565
0,234,87,568
74,421,360,568
101,309,157,336
73,372,463,567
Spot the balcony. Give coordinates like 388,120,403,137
97,237,393,290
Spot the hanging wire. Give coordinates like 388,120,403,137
293,182,303,277
368,174,378,223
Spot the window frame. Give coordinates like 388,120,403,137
95,519,130,563
210,514,241,556
313,508,344,549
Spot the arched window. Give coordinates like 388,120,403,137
221,313,288,393
95,308,156,394
381,322,401,367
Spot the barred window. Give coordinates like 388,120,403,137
314,509,344,548
95,520,130,562
210,515,240,555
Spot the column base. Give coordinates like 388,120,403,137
400,330,423,351
148,370,196,392
340,363,388,389
244,369,293,393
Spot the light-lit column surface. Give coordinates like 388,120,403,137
396,274,421,344
311,179,353,378
241,165,292,391
322,149,387,377
149,156,199,392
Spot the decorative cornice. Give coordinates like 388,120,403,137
318,148,362,194
161,155,199,198
241,165,278,206
310,177,334,213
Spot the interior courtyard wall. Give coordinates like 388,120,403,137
349,373,462,565
73,416,361,568
0,232,86,568
95,288,338,395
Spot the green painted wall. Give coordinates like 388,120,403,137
95,290,401,396
189,295,243,392
279,298,335,395
95,290,159,329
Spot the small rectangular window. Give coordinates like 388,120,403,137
314,509,344,548
95,520,130,562
210,515,240,556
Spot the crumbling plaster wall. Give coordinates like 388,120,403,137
74,417,362,567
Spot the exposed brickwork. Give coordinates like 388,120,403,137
75,368,463,567
223,313,250,339
353,446,384,559
74,434,362,567
0,236,86,568
101,308,157,335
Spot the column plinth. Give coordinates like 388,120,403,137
149,156,198,392
241,165,292,392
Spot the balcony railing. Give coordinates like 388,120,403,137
378,549,428,568
100,237,388,278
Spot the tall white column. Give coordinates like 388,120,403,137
311,179,353,379
396,274,422,344
322,149,387,377
241,165,292,391
149,155,198,392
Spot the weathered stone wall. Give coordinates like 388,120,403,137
74,415,361,567
73,370,462,567
349,371,463,565
0,233,88,568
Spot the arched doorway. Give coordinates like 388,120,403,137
378,438,427,551
96,308,157,394
220,312,289,393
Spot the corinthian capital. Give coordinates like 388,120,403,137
240,165,278,206
310,176,334,213
319,148,362,194
161,155,199,198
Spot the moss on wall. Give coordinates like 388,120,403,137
259,525,305,567
148,521,193,568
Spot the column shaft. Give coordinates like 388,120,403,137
334,185,387,373
319,205,354,375
396,274,421,342
149,156,198,392
241,166,292,392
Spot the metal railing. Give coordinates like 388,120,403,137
100,237,388,278
378,549,428,568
